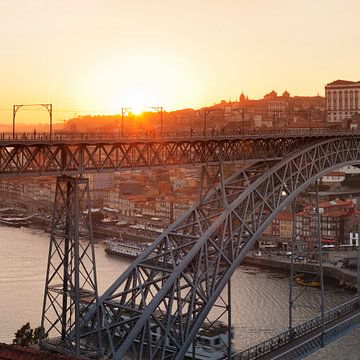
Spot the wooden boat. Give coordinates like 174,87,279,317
296,275,320,288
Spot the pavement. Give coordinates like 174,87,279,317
306,327,360,360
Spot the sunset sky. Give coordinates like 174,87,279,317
0,0,360,124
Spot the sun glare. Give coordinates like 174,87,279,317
111,89,156,115
130,106,144,115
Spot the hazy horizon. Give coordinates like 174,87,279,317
1,0,359,125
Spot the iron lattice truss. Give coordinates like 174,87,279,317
90,137,360,359
0,136,332,177
40,176,100,357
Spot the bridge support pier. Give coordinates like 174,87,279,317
227,279,232,359
40,176,101,357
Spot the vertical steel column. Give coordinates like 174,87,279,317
288,200,295,332
358,227,360,297
315,179,325,346
61,182,71,340
227,279,232,359
12,105,16,139
241,108,245,136
203,110,207,136
198,166,206,202
49,104,53,141
40,176,100,358
121,108,125,138
73,180,80,356
121,107,131,138
160,106,163,139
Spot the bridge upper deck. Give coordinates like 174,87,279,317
0,128,358,145
0,129,359,178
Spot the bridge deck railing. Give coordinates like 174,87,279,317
1,128,360,142
275,311,360,360
234,297,360,360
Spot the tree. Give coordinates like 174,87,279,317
13,322,46,347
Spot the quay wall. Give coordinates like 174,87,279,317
93,226,153,243
243,256,358,290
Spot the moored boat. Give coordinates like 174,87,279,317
295,274,320,288
0,215,33,227
104,239,148,258
111,311,234,360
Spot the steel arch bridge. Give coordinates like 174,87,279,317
82,136,360,359
0,130,355,178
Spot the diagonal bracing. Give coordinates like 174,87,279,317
88,137,360,360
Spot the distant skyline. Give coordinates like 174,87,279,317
1,0,359,125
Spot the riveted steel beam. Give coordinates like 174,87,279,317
40,176,101,357
0,136,337,178
84,137,360,360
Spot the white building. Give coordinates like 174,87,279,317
325,80,360,123
321,171,346,185
339,165,360,174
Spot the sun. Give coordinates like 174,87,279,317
108,87,156,116
130,106,144,115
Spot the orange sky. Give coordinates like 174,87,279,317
1,0,360,125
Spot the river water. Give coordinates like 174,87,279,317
0,226,357,353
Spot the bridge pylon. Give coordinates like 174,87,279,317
40,176,101,357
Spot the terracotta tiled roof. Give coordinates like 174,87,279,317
276,212,293,221
324,210,350,217
0,343,81,360
323,171,345,177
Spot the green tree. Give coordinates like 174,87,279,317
13,322,46,346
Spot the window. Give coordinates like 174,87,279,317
327,92,332,109
339,91,343,109
345,90,348,109
355,90,359,109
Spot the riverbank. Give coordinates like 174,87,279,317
2,206,358,291
244,254,359,290
0,206,155,244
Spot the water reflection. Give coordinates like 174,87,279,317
0,226,355,351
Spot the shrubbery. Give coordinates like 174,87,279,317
13,322,46,347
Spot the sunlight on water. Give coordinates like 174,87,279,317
0,225,355,351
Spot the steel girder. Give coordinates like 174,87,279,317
40,176,100,357
91,137,360,360
0,136,323,177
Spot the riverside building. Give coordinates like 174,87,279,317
325,80,360,123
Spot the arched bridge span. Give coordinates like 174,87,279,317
96,136,360,359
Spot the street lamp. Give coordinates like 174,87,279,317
231,108,245,135
151,107,163,138
121,107,131,138
203,108,223,136
121,106,164,139
272,110,282,132
13,104,52,140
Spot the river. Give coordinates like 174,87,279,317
0,225,356,353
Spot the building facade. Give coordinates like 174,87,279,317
295,198,356,252
325,80,360,123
